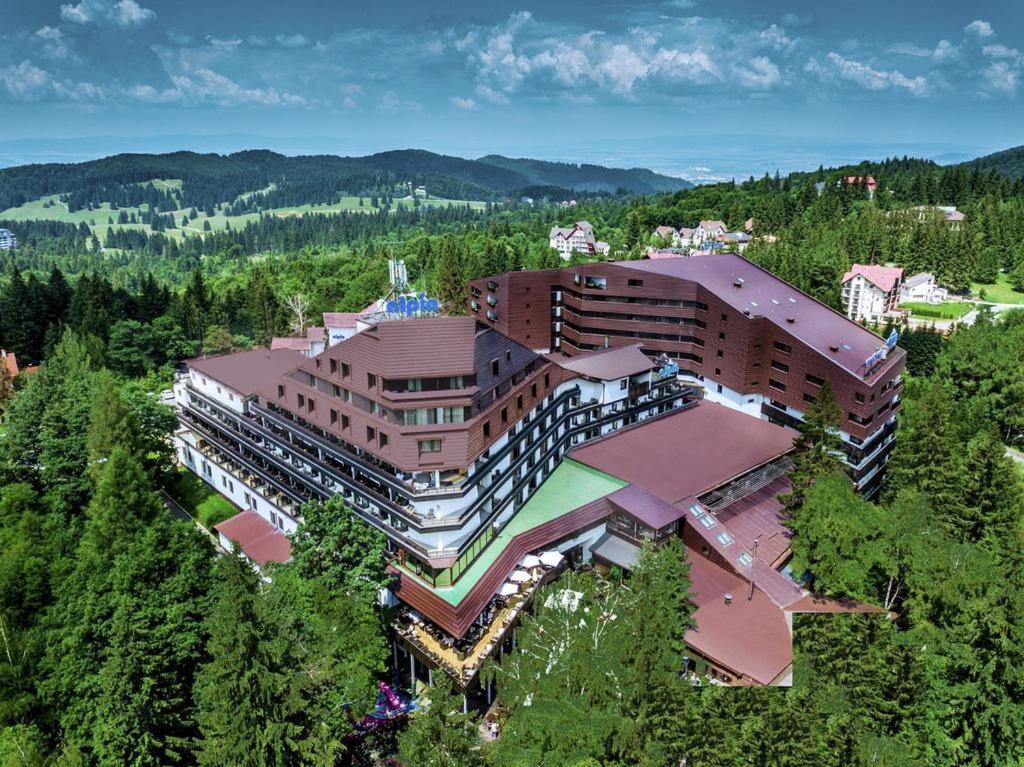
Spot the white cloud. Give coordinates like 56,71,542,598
169,68,308,107
759,24,793,52
983,44,1021,60
0,60,52,99
35,26,63,40
808,52,928,96
733,56,781,89
964,20,994,39
379,90,421,112
61,0,156,26
889,39,957,62
663,0,698,9
450,96,477,110
983,61,1019,93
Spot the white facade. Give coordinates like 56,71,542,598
900,273,947,304
0,229,16,250
550,221,599,260
841,274,898,324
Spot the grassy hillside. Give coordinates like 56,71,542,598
0,148,689,215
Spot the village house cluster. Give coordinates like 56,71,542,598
651,219,753,254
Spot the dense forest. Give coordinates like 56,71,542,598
0,151,1023,765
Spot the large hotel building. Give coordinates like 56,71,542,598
173,252,902,699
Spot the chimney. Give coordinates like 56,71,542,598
786,317,796,324
723,593,733,606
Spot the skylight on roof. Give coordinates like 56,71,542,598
737,552,753,567
688,504,703,517
771,299,780,305
841,343,853,351
698,514,716,529
750,301,759,307
788,298,797,303
716,531,733,546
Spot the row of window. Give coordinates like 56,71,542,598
560,319,705,346
562,305,708,328
560,286,709,311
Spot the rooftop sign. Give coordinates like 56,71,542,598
385,292,441,318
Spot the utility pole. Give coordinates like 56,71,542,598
748,536,760,601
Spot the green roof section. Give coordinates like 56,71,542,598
422,459,627,606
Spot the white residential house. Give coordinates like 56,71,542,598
0,229,16,250
841,264,904,324
911,205,965,230
900,272,948,304
550,220,607,260
694,220,727,246
652,226,696,248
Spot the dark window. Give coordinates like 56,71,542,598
315,359,321,369
517,394,524,410
716,350,724,358
803,393,816,404
531,383,537,398
341,414,350,429
769,379,787,392
277,384,285,398
771,360,789,373
366,426,376,442
297,393,305,408
714,368,721,375
770,399,787,410
483,421,491,438
501,407,508,423
848,412,873,426
773,341,792,353
620,379,628,390
805,373,825,387
628,279,644,287
379,432,388,448
330,359,337,374
721,313,728,322
330,409,338,425
491,359,499,376
307,398,315,412
716,384,723,393
367,373,377,389
855,392,865,403
341,362,350,377
544,373,550,388
505,350,512,362
719,332,726,340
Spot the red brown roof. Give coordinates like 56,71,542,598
619,253,903,378
187,348,304,397
549,343,655,381
323,312,362,328
714,477,792,567
570,402,795,505
685,549,793,685
271,336,311,351
842,264,904,293
215,510,292,566
1,350,18,378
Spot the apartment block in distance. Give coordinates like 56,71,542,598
469,252,905,499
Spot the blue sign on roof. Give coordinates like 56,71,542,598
385,292,440,317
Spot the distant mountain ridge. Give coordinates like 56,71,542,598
967,145,1024,180
0,148,691,212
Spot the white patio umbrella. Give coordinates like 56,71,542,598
539,550,565,568
519,554,542,569
509,570,532,583
498,582,519,597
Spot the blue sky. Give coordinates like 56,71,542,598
1,0,1022,174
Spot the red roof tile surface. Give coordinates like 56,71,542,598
570,402,795,505
215,510,292,566
714,477,792,567
323,312,363,328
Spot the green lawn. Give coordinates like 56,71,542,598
167,468,238,529
971,273,1024,304
900,301,973,320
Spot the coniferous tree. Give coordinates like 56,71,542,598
193,552,305,767
398,674,481,767
780,377,842,511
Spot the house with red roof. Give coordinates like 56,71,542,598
841,264,904,324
